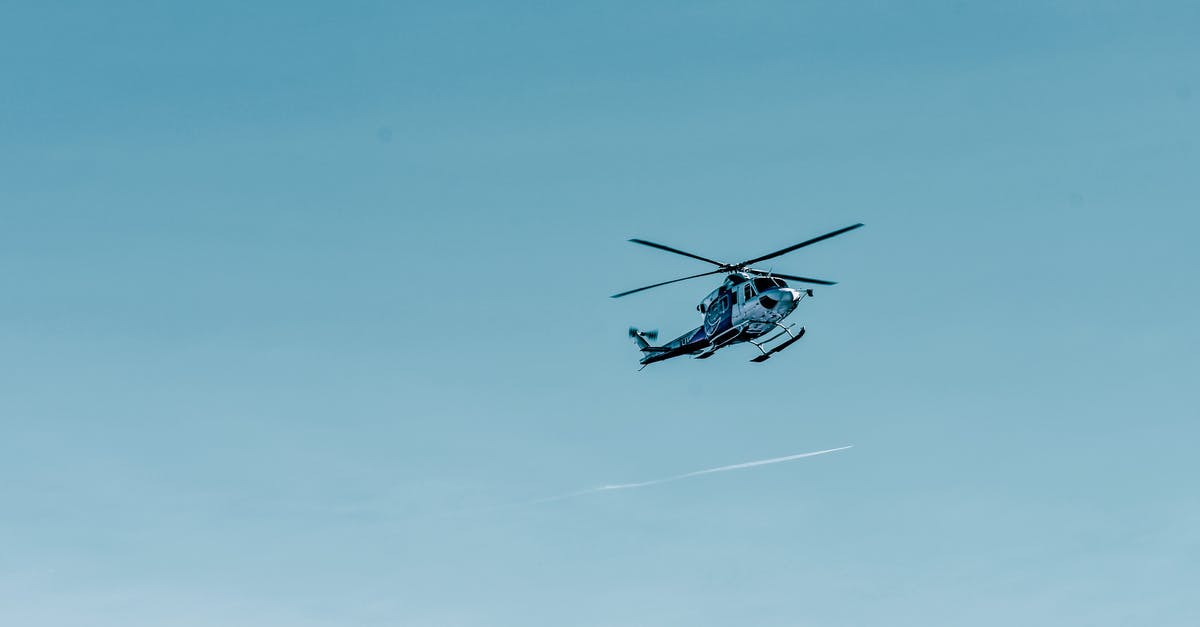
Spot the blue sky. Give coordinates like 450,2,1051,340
1,2,1198,625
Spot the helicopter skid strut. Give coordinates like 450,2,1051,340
750,323,806,363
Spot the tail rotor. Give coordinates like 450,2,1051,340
629,327,658,350
629,327,658,341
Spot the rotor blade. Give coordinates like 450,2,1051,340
627,239,726,267
747,269,837,286
740,223,864,266
611,269,724,298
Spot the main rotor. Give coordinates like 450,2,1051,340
611,223,863,298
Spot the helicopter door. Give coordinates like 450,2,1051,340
703,292,731,336
734,282,755,323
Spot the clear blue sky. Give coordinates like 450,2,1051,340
2,2,1198,625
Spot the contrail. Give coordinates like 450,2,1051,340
528,445,852,504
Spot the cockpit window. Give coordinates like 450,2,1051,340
743,285,753,301
753,278,783,292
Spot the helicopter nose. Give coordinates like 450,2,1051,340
777,289,806,312
759,288,799,311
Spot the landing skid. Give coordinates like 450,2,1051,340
750,325,806,363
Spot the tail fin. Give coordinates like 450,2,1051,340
628,327,658,350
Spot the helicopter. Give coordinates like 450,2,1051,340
613,223,863,367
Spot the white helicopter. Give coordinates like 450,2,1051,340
613,223,863,367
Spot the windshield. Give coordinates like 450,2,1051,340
753,277,785,292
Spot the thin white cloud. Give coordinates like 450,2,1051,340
528,445,852,504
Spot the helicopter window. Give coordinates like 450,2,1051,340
743,285,753,301
753,278,776,292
